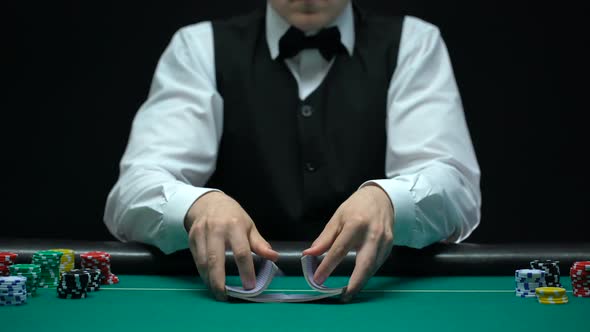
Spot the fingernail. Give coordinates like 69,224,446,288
341,294,353,303
244,279,256,290
271,251,280,261
314,274,326,285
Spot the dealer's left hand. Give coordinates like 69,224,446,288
302,184,395,302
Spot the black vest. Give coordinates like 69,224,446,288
207,6,403,240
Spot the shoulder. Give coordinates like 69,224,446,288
165,21,216,64
401,16,441,40
360,9,441,39
174,21,213,47
396,16,451,68
174,8,263,39
209,9,265,53
156,22,215,72
211,9,264,30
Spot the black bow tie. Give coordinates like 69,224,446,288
278,26,347,61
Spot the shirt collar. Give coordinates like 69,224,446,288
266,2,355,60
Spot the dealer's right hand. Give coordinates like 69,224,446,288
184,191,279,301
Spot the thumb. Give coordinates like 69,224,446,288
302,215,340,256
249,227,280,262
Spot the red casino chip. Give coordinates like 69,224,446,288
80,251,119,285
570,261,590,297
0,252,18,276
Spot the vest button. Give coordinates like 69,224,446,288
305,162,316,172
301,105,313,117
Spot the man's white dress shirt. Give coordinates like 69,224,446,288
104,3,481,254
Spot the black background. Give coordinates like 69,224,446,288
4,1,588,243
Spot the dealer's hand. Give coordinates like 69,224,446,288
302,184,394,302
184,191,279,301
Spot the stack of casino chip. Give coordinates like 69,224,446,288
81,268,102,291
32,250,63,288
50,249,75,274
570,261,590,297
0,252,18,276
81,251,119,285
57,270,90,299
514,269,546,297
535,286,568,304
8,264,41,295
530,260,561,287
0,276,27,306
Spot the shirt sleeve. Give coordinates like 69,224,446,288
103,22,223,254
361,16,482,249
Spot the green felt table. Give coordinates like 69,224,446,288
2,275,588,332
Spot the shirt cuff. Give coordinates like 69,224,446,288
360,179,417,248
160,185,221,254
